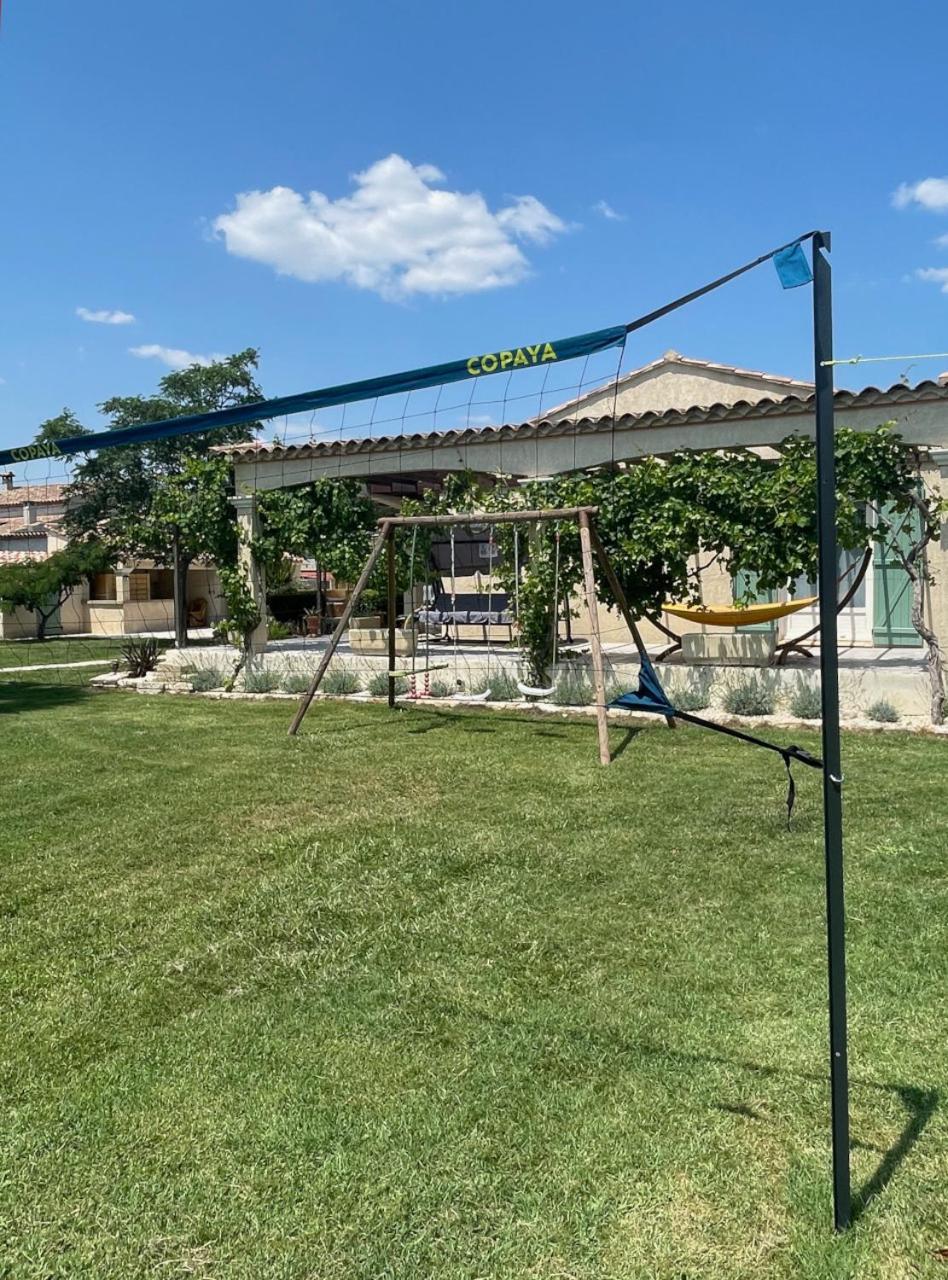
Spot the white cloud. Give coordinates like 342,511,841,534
935,232,948,249
130,344,224,370
593,199,624,221
916,267,948,293
76,306,136,325
212,153,568,299
892,177,948,212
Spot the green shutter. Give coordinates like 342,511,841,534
732,569,776,633
872,505,922,647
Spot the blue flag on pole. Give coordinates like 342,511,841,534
773,242,813,289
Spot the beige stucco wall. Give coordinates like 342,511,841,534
546,362,810,423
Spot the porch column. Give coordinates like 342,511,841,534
231,492,268,655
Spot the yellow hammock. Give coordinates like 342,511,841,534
662,595,817,627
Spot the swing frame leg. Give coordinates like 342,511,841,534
578,511,611,766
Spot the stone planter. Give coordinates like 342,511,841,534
349,615,382,630
348,626,416,656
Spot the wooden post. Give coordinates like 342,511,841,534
587,521,675,729
288,522,391,736
578,510,611,765
387,525,397,709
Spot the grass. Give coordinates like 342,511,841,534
1,687,947,1277
0,635,130,670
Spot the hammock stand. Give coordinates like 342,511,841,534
647,547,872,665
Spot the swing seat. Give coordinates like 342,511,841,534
453,687,491,703
517,681,555,699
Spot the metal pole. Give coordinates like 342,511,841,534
387,526,397,709
813,231,851,1231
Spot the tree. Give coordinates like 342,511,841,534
64,351,263,647
0,543,108,640
254,479,379,586
869,467,946,724
34,409,92,448
402,427,941,707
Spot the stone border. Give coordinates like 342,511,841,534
88,674,948,737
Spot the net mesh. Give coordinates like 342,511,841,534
0,339,633,698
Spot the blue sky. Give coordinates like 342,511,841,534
2,0,948,451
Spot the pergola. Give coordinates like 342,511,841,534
218,378,948,653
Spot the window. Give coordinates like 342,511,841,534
90,572,117,601
149,569,175,600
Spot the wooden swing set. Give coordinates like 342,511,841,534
288,505,653,764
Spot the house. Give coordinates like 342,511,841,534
217,351,948,664
0,472,226,640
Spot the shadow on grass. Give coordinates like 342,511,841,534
610,727,643,761
850,1084,939,1222
0,681,91,716
628,1039,938,1225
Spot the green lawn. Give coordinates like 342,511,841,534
1,687,947,1279
0,635,128,669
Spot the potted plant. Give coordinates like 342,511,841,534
303,606,322,636
349,590,382,630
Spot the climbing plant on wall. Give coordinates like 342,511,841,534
402,427,940,701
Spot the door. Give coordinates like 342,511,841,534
872,505,922,647
780,548,871,647
732,569,776,633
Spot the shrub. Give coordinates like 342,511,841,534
552,671,595,706
121,636,160,678
668,683,711,713
866,698,899,723
281,671,313,694
428,679,453,699
190,666,226,692
722,677,775,717
267,618,294,641
243,668,281,693
367,671,407,697
789,682,822,720
323,666,362,696
483,671,521,702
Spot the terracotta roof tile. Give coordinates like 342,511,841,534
0,483,67,507
215,378,948,464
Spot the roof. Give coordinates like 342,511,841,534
0,483,67,507
0,519,55,537
217,378,948,465
538,349,814,419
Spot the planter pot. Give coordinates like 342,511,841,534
305,615,322,636
348,627,416,656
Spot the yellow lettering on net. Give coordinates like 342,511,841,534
513,349,529,367
541,343,557,362
499,350,514,369
480,353,498,373
466,356,481,376
526,344,541,362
